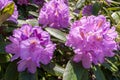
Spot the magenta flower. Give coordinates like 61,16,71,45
6,24,56,73
82,4,93,16
64,0,68,5
66,15,118,68
38,0,70,29
17,0,29,5
0,0,18,23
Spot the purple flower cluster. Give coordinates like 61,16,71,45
66,15,117,68
64,0,68,5
6,24,56,73
0,0,18,23
82,4,93,16
38,0,70,29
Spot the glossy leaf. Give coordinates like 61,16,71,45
19,71,38,80
45,27,67,42
92,2,101,16
18,19,38,26
42,62,64,77
5,61,18,80
111,11,120,24
63,60,86,80
76,0,85,9
93,66,106,80
18,20,27,26
29,11,39,17
26,19,39,26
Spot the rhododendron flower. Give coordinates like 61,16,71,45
6,24,56,73
66,15,117,68
64,0,68,5
0,0,18,23
38,0,70,29
82,4,93,16
17,0,29,5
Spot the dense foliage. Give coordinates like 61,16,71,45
0,0,120,80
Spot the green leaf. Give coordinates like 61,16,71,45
111,11,120,24
18,20,27,26
0,34,7,54
19,71,38,80
29,11,39,17
45,27,67,42
103,59,118,72
0,2,14,25
110,1,120,5
18,19,38,26
116,21,120,33
93,66,106,80
42,62,64,77
81,70,89,80
0,65,1,72
102,63,115,72
92,2,101,16
103,7,116,24
0,54,11,63
76,0,86,9
5,61,18,80
26,19,39,26
63,60,86,80
107,7,120,11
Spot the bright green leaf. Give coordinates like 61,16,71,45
42,62,64,77
76,0,85,9
111,11,120,24
29,11,39,17
107,7,120,11
45,27,67,42
18,20,27,26
63,60,86,80
18,19,38,26
26,19,39,26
